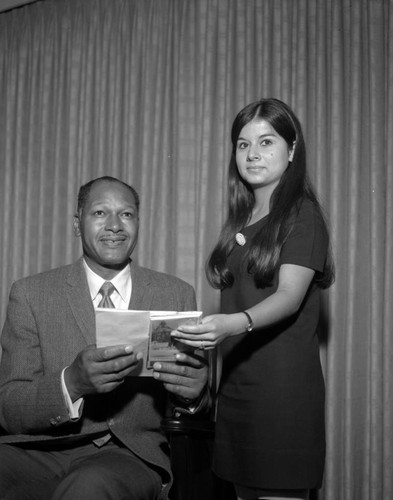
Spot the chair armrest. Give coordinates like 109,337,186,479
161,414,215,435
162,413,215,500
162,413,236,500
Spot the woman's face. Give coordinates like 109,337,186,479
235,118,294,191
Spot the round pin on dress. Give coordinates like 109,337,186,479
235,233,246,246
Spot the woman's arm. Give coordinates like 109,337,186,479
171,264,315,349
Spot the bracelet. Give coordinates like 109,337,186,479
242,311,254,332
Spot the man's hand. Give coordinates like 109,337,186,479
152,352,208,401
64,344,143,402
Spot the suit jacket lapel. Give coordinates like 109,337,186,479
129,261,153,310
64,259,152,344
65,258,96,345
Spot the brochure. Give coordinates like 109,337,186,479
95,309,202,376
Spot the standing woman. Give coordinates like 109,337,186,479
172,98,335,500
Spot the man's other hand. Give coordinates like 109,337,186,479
152,352,208,401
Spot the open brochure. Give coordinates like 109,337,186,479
95,309,202,376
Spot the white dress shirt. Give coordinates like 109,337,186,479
84,260,132,310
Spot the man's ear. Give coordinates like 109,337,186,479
289,141,296,162
73,215,81,237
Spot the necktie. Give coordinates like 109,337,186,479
98,281,116,308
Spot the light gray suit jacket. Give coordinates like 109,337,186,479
0,258,197,495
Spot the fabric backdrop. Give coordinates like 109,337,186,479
0,1,392,499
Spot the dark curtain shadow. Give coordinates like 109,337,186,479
317,290,331,348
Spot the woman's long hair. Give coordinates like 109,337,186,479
206,98,335,290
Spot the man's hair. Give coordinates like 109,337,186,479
76,176,140,215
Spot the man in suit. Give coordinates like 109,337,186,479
0,176,208,500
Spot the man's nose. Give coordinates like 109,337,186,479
105,213,122,231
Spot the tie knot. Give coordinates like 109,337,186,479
98,281,116,308
100,281,115,297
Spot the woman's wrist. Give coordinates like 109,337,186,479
232,312,254,335
242,311,254,332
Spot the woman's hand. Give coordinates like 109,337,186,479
171,313,248,349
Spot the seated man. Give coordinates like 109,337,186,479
0,176,208,500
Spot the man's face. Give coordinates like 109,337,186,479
73,180,139,278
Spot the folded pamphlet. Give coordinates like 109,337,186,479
95,309,202,376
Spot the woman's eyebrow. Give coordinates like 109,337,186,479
237,133,276,141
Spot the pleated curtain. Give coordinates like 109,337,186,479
0,1,392,499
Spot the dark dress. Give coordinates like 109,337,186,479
212,200,328,490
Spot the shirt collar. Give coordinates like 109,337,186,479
82,259,131,304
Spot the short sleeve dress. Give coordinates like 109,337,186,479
212,199,329,490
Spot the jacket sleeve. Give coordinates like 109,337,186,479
0,281,72,434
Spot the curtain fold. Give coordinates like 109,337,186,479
0,1,392,498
